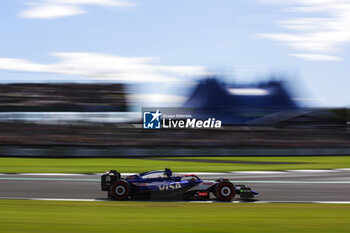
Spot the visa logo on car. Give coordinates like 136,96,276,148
159,183,181,191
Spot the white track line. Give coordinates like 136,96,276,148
231,180,350,184
31,198,103,202
231,171,287,174
314,201,350,204
0,197,101,202
286,170,337,173
176,172,230,175
336,168,350,171
0,168,349,177
19,173,93,176
1,197,350,204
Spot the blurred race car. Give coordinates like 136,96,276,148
101,168,259,201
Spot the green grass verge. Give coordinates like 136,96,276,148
1,156,350,173
0,200,349,233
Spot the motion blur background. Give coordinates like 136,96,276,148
2,2,350,233
0,0,349,157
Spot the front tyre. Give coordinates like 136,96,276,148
215,182,235,201
109,180,131,200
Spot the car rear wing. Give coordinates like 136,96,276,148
101,170,121,191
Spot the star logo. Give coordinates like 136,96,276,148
151,109,162,122
143,109,162,129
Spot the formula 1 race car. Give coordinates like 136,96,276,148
101,168,259,201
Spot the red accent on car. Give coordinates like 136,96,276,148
136,183,147,186
198,192,208,196
202,182,213,185
126,175,137,180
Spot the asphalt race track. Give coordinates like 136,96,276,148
1,170,350,202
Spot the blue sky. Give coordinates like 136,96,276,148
0,0,349,107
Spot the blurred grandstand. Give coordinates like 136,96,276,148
184,78,345,127
0,83,126,112
0,79,348,157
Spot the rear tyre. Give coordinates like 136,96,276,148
215,182,235,201
109,180,131,200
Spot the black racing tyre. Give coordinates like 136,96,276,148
109,180,131,200
215,182,235,201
